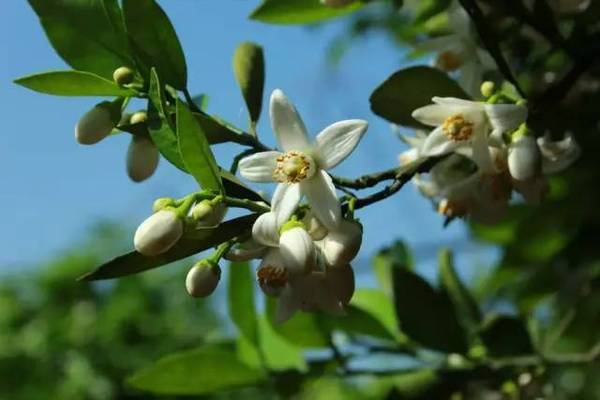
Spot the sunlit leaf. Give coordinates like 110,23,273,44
372,240,414,297
78,214,258,281
265,298,328,348
28,0,133,79
233,42,265,125
127,342,265,395
250,0,364,25
194,112,248,144
123,0,187,89
177,99,223,192
370,66,468,127
351,289,404,342
14,71,135,97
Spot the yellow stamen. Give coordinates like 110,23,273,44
273,150,314,183
442,114,474,141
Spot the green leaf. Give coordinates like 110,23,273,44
78,214,257,281
479,315,534,357
220,169,267,202
318,305,396,341
147,69,188,172
258,315,307,372
372,240,414,297
265,299,328,348
127,342,265,395
369,66,468,127
233,42,265,125
250,0,364,25
228,262,259,344
14,71,135,97
393,268,468,353
351,289,405,342
177,99,223,192
194,112,248,144
123,0,187,89
438,249,481,333
28,0,133,79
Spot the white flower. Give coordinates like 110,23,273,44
397,130,428,171
412,97,527,172
239,89,368,229
317,219,363,268
185,260,221,298
508,135,541,181
126,136,159,182
75,102,119,145
537,133,580,174
134,209,183,256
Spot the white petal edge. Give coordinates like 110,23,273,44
272,183,302,227
315,119,368,169
238,151,281,182
301,170,341,230
270,89,310,152
485,103,528,137
252,212,280,247
420,126,461,157
279,227,315,275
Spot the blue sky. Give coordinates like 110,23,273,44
0,1,495,278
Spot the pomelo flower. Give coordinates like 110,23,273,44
239,89,368,229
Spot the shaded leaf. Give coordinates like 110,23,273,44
220,169,267,202
318,305,396,341
250,0,364,25
78,214,258,281
177,99,223,192
258,315,307,372
351,289,404,342
194,112,248,144
265,298,328,348
14,71,135,97
393,268,468,353
372,240,414,297
123,0,187,89
479,315,534,357
28,0,132,79
127,342,265,395
233,42,265,125
370,66,468,127
228,262,259,344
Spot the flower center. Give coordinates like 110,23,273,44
442,114,474,141
273,151,315,183
436,51,462,72
437,199,468,218
257,265,289,289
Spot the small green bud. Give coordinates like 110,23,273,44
113,66,135,86
153,197,174,212
186,259,221,298
279,219,305,234
130,111,148,125
501,380,518,395
191,200,213,220
480,81,495,98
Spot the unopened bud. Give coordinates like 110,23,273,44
326,264,355,306
192,200,227,227
508,135,541,181
480,81,495,98
185,260,221,298
320,0,354,8
113,66,135,86
134,210,183,256
279,223,315,275
153,197,174,212
129,111,148,125
74,102,119,145
320,220,363,268
127,136,159,182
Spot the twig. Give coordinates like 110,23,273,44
331,167,399,190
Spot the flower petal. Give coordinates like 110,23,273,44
420,126,461,157
485,103,528,138
411,104,453,126
238,151,281,182
275,286,299,324
315,119,368,169
252,212,280,247
272,183,302,226
279,227,315,275
270,89,310,152
301,170,341,230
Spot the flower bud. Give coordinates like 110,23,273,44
74,102,119,145
113,66,135,86
153,197,174,212
126,136,159,182
320,0,354,7
129,111,148,125
302,212,328,241
191,200,228,227
326,264,355,306
508,135,541,181
279,224,316,275
320,220,363,268
185,260,221,298
134,210,183,256
480,81,495,98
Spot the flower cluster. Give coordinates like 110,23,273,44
399,83,580,224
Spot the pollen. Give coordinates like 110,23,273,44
273,150,314,183
438,199,468,218
442,114,474,141
257,265,289,288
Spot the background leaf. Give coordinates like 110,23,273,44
127,342,265,395
28,0,133,79
479,315,534,357
14,71,135,97
79,214,258,281
370,66,468,127
233,42,265,126
123,0,187,89
250,0,364,25
177,99,223,192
